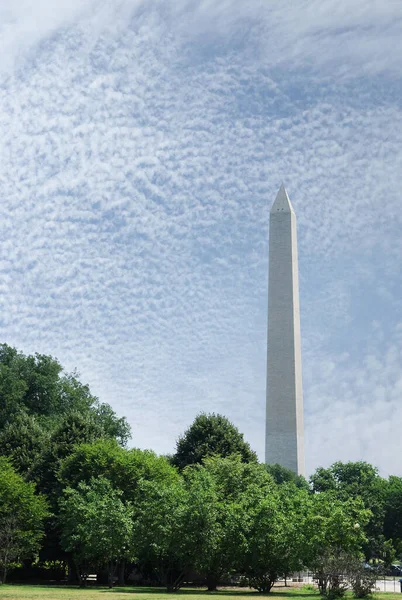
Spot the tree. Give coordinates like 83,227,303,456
132,477,190,590
59,439,179,503
0,348,28,430
30,413,128,576
92,402,131,446
59,477,133,587
172,413,257,470
0,344,131,447
0,413,49,476
305,492,371,598
347,555,377,599
310,462,386,561
0,457,48,583
59,441,179,585
0,344,132,579
265,463,309,490
240,483,309,592
189,455,275,590
383,476,402,557
133,469,223,592
32,411,106,500
0,345,68,427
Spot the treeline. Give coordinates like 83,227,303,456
0,344,401,597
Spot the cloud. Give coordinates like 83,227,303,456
2,0,402,77
305,322,402,476
0,0,401,475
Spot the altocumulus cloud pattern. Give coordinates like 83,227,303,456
0,0,402,475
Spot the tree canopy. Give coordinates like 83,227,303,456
0,457,48,583
310,461,388,561
0,344,130,445
172,413,257,470
59,477,133,587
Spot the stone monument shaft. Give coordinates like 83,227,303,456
265,184,305,475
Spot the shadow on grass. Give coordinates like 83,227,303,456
5,584,316,598
96,588,316,597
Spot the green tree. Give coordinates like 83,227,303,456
133,470,221,591
0,344,131,447
31,414,129,575
132,477,189,590
32,411,106,499
0,347,28,430
59,439,179,503
189,455,275,590
310,462,386,561
0,457,48,583
59,441,179,585
383,476,402,557
59,477,133,587
92,402,131,446
172,413,257,470
305,492,371,597
265,463,309,490
0,413,49,476
0,345,68,426
240,483,309,592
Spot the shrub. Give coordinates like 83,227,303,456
348,559,377,598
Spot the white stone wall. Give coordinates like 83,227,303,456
265,187,305,476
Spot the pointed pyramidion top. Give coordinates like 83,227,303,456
270,183,294,214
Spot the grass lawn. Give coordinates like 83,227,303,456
0,586,401,600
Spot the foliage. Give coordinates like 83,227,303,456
0,344,131,458
311,551,377,600
265,462,310,490
312,549,351,599
305,492,371,598
59,477,133,587
132,477,190,590
0,345,84,427
383,475,402,555
31,412,106,501
240,482,309,592
348,557,377,598
306,492,370,555
310,461,387,560
0,343,130,500
0,457,48,583
172,413,257,470
0,413,49,476
133,467,232,591
59,439,179,503
91,402,131,446
190,456,275,590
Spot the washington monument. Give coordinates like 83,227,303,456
265,184,305,476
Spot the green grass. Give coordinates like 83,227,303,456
0,586,400,600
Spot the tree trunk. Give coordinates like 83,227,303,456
67,556,79,584
167,570,185,592
108,562,114,588
118,559,125,586
75,561,85,588
206,573,220,591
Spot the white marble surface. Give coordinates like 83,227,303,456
265,185,305,475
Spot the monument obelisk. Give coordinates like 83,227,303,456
265,184,305,476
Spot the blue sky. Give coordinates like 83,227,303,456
1,0,402,476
